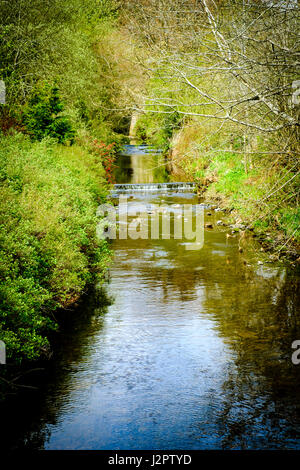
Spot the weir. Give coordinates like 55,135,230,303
111,182,196,195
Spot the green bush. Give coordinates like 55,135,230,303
0,133,110,364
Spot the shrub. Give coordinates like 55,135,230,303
91,139,117,184
0,133,110,364
22,84,75,144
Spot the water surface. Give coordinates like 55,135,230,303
2,145,300,450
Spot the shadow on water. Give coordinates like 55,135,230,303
1,145,300,450
0,287,112,451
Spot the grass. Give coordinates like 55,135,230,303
138,112,299,255
182,123,300,252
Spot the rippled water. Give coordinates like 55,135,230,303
2,145,300,450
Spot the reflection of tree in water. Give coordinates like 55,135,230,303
117,237,204,302
114,152,169,184
201,261,300,449
0,287,111,451
118,232,300,448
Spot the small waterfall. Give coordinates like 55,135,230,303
110,182,196,195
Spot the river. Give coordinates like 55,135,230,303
2,144,300,450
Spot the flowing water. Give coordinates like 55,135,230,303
2,145,300,450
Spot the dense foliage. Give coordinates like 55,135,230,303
0,0,298,375
0,0,127,370
0,133,110,363
0,0,130,140
23,83,75,143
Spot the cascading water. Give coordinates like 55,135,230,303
111,182,196,195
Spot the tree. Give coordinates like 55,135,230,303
123,0,299,137
22,83,75,143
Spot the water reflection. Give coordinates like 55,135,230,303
0,289,111,451
1,145,300,450
114,145,169,184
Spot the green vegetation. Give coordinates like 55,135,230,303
132,92,299,254
0,0,299,382
0,133,111,364
0,0,139,143
22,83,75,143
124,0,299,256
136,98,299,253
0,0,138,374
135,111,183,152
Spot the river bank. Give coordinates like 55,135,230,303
166,127,300,264
0,0,137,386
195,192,300,264
0,133,112,391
